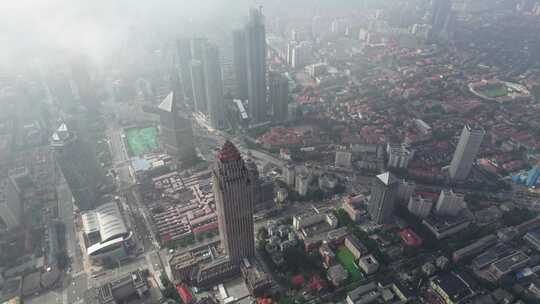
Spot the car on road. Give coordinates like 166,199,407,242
92,272,105,279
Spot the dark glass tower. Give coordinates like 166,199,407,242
203,43,226,129
190,60,207,113
368,172,399,224
233,30,248,100
245,8,267,123
176,38,193,100
51,123,105,211
269,72,289,122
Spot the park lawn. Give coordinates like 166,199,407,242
125,127,159,156
336,246,363,281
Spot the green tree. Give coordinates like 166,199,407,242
257,227,269,241
160,274,181,302
333,209,352,227
56,252,70,270
279,217,293,226
333,184,346,195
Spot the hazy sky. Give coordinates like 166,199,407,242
0,0,373,72
0,0,252,70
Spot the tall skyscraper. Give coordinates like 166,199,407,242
158,91,197,163
169,66,187,107
203,43,226,129
449,125,485,181
69,55,99,114
268,72,289,122
51,123,105,211
233,30,248,100
190,37,207,61
245,8,267,123
430,0,455,40
190,60,207,113
212,141,256,264
176,39,193,100
431,0,451,29
368,172,399,224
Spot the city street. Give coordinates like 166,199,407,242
107,127,132,190
104,121,168,282
26,175,88,304
57,178,84,275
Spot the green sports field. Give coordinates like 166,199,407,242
125,127,158,157
478,84,508,98
336,246,363,281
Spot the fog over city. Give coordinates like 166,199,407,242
0,0,254,69
1,0,540,304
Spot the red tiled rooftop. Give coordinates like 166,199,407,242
399,228,423,247
192,222,218,234
176,284,193,304
291,275,305,286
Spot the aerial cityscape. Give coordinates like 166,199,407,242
2,0,540,303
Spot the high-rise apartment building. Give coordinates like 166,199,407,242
407,195,433,219
282,163,296,187
245,8,267,123
212,141,256,264
387,144,414,169
286,42,297,67
368,172,399,224
51,123,105,211
434,189,465,216
397,180,416,203
203,43,226,129
233,30,248,100
158,91,197,163
335,147,352,169
291,42,312,69
269,72,289,122
449,125,485,181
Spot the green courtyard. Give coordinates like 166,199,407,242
125,127,159,157
336,246,363,281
